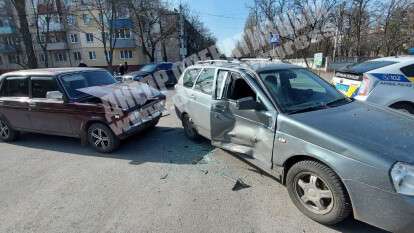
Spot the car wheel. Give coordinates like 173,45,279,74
286,160,351,225
0,118,18,142
390,102,414,115
182,114,201,140
88,123,120,153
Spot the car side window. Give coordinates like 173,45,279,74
31,77,59,99
225,72,256,101
194,68,215,95
0,76,29,97
183,68,201,88
401,64,414,77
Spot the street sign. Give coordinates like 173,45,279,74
270,33,280,46
314,53,323,67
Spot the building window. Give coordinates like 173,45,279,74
39,53,47,62
120,50,133,59
116,28,131,39
73,51,82,61
104,51,112,60
88,51,96,60
0,55,3,65
70,33,78,43
82,14,92,25
8,54,20,64
67,15,76,25
86,33,94,43
54,52,67,62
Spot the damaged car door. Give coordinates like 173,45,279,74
210,70,277,169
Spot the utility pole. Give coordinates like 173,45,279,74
179,2,186,63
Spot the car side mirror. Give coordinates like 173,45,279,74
236,97,260,110
46,91,63,100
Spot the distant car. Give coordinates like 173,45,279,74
123,62,177,87
173,60,414,233
332,56,414,114
0,68,165,152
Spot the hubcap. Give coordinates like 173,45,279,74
91,128,110,149
0,120,9,138
294,172,334,215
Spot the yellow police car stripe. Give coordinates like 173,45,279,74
408,77,414,83
345,85,359,97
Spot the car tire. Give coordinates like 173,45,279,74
390,102,414,115
0,118,19,142
182,114,201,141
286,160,351,225
87,123,120,153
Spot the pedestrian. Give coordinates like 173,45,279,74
118,64,125,75
124,61,128,74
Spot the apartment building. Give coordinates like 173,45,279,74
0,0,160,73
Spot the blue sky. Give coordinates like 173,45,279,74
170,0,251,56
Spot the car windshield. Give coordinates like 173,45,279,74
140,64,157,73
60,70,116,99
260,68,350,114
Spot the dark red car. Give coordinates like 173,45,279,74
0,68,165,152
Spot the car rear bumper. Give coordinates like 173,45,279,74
344,179,414,233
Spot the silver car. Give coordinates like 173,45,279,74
173,60,414,232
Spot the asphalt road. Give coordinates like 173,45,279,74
0,91,387,233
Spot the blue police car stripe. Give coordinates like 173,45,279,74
371,73,411,83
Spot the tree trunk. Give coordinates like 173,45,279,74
13,0,38,68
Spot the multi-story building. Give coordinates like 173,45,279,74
0,0,169,73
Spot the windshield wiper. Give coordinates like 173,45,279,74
326,97,352,107
288,104,328,114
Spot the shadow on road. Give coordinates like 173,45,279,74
10,125,214,165
8,125,388,233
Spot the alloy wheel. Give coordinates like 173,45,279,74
294,172,334,215
0,120,9,139
91,128,110,149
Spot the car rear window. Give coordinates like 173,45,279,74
0,76,29,97
344,61,397,74
401,64,414,77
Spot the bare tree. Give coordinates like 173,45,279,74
10,0,38,68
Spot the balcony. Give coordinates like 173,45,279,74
113,38,136,48
111,19,133,29
0,26,15,34
46,42,68,50
0,44,19,53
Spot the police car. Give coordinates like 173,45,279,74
332,56,414,114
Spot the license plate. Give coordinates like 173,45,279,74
335,83,349,93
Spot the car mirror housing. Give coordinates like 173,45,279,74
236,97,259,110
46,91,63,100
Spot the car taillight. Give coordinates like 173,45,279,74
358,74,374,96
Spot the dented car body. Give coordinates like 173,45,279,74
0,68,165,152
173,61,414,232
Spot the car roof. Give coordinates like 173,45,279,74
371,56,414,63
0,67,105,77
190,60,303,73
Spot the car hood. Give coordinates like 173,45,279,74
77,82,165,112
280,101,414,164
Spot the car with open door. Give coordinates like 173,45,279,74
173,60,414,233
0,68,165,153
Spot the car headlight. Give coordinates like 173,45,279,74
391,162,414,196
